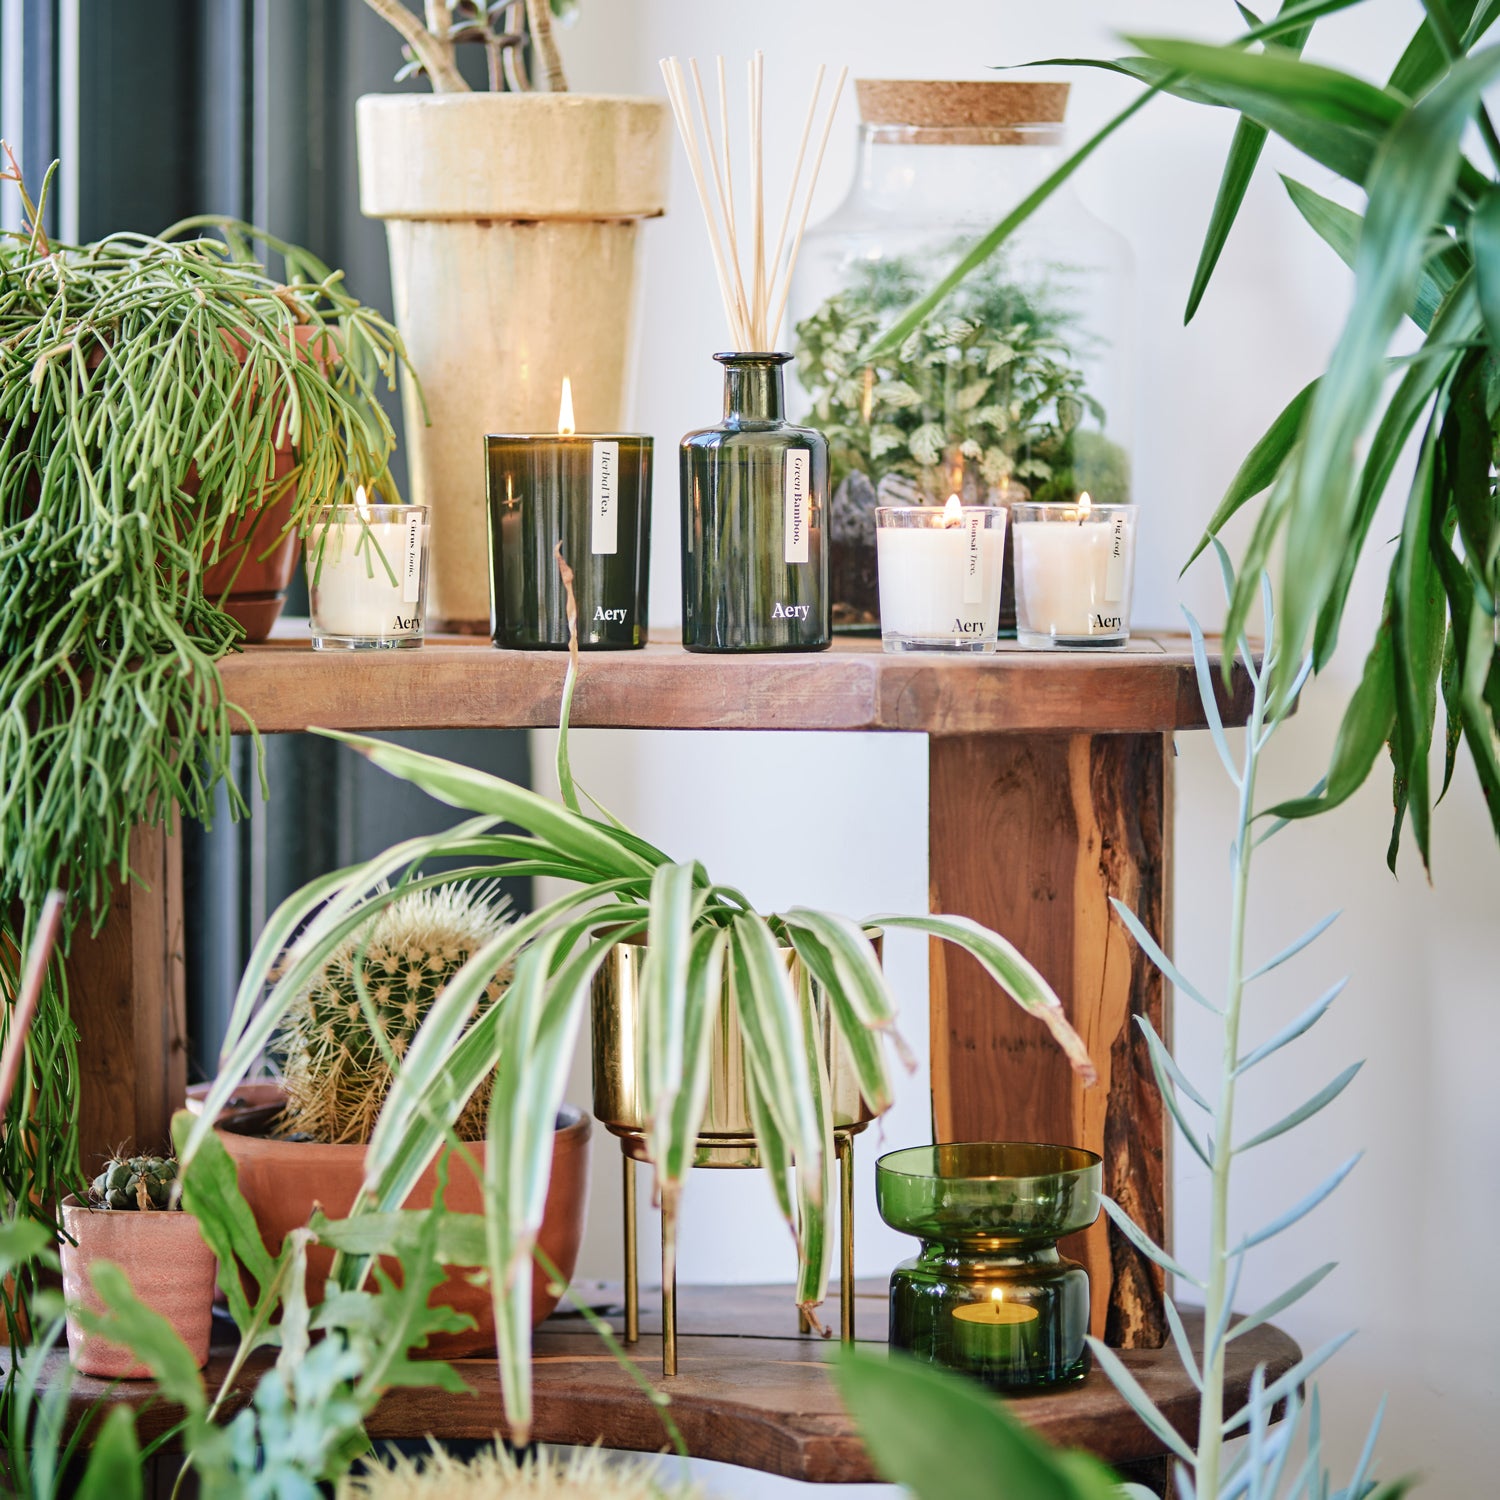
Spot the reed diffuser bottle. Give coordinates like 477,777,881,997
681,353,828,651
661,52,846,652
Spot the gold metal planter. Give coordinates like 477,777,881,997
590,936,881,1375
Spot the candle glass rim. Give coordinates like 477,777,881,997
313,503,429,518
1009,501,1138,520
876,1140,1100,1182
485,432,653,444
875,504,1009,524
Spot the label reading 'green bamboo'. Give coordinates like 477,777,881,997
784,449,809,564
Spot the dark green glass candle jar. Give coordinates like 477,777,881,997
486,432,652,650
877,1141,1102,1392
680,353,830,652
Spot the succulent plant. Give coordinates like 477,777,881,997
275,884,514,1145
89,1154,180,1211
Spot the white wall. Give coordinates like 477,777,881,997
551,4,1500,1495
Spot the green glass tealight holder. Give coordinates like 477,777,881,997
680,352,830,652
877,1142,1102,1392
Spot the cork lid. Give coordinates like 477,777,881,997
855,80,1069,141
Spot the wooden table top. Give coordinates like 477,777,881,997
29,1280,1298,1483
217,626,1254,737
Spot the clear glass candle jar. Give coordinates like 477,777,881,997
308,503,429,650
875,503,1007,652
877,1141,1102,1392
791,80,1134,635
1011,499,1138,648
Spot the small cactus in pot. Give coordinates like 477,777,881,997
89,1153,180,1210
274,883,514,1145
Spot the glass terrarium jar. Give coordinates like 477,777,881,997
791,80,1134,634
877,1141,1102,1391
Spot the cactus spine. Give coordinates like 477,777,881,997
276,885,513,1145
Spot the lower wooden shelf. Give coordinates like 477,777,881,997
25,1280,1298,1485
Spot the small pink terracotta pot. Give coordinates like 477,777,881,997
58,1195,218,1378
216,1098,592,1359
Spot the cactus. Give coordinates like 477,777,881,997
88,1154,180,1210
275,884,513,1145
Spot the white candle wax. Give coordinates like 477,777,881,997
876,507,1007,649
311,513,426,641
1012,505,1136,644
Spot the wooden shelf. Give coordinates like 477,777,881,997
26,1281,1298,1485
216,626,1255,737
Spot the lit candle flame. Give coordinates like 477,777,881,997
943,493,964,527
558,375,576,436
1078,490,1093,522
992,1287,1004,1303
354,484,371,519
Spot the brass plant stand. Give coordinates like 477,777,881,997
593,938,877,1378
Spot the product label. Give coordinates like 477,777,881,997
784,450,809,564
1104,514,1127,604
963,513,983,604
952,617,986,635
592,441,619,556
392,613,422,633
1093,612,1124,633
402,514,423,603
593,605,628,625
772,602,812,621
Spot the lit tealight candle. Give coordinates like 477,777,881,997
951,1289,1041,1375
875,496,1008,653
308,489,429,650
1010,493,1138,649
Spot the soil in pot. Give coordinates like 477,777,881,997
58,1195,218,1377
215,1094,592,1359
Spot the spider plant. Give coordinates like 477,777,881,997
183,600,1096,1444
0,154,409,1332
873,0,1500,870
831,556,1410,1500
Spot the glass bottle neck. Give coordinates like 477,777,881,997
721,358,787,424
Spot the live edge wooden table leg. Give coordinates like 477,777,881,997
64,824,188,1167
929,732,1171,1349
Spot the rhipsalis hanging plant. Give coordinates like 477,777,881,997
0,153,409,1329
872,3,1500,868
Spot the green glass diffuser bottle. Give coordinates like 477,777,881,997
877,1141,1101,1392
681,353,830,653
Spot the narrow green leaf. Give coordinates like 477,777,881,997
1235,1152,1362,1251
1221,1331,1357,1435
1183,378,1315,573
1163,1295,1202,1392
1235,977,1346,1074
795,965,836,1312
870,914,1097,1082
659,926,729,1188
312,1207,488,1266
1237,1061,1363,1151
1100,1194,1203,1288
72,1407,144,1500
1109,897,1218,1014
1245,910,1341,980
833,1346,1122,1500
1184,2,1317,323
1135,1015,1211,1111
1085,1338,1197,1467
1226,1261,1337,1341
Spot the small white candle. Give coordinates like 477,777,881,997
309,498,429,650
1011,495,1137,648
876,498,1007,652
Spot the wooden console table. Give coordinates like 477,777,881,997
69,631,1253,1353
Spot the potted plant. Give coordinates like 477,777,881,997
0,158,411,1348
354,1,671,631
57,1152,218,1378
214,884,592,1357
184,585,1097,1443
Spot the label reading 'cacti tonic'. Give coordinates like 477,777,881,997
784,449,809,565
592,440,619,556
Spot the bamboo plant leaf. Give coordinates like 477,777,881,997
869,914,1097,1082
657,925,730,1190
794,964,837,1314
1184,2,1318,324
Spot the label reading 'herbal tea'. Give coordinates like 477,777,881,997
591,440,619,556
784,449,809,565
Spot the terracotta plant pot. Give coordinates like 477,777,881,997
58,1195,218,1378
215,1096,592,1359
356,93,670,632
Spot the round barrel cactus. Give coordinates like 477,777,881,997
89,1154,180,1210
275,884,513,1145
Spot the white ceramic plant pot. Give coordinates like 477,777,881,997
356,93,671,633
